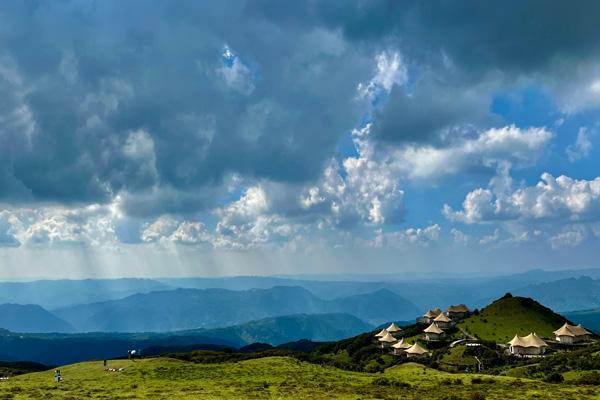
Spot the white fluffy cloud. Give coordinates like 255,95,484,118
445,173,600,223
357,51,407,101
0,205,118,247
390,125,552,179
368,224,441,248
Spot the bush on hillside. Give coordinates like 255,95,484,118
576,371,600,385
543,372,564,383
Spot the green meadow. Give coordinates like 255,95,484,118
0,357,597,399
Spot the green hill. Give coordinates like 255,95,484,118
459,293,569,343
0,356,594,399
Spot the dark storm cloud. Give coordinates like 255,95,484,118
1,0,599,216
339,0,600,143
0,0,369,214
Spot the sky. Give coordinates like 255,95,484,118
2,1,600,279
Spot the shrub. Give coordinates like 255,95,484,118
471,392,486,400
543,372,564,383
372,377,410,388
576,371,600,385
471,377,482,384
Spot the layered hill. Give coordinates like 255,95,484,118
458,293,569,343
564,308,600,333
512,276,600,312
0,313,371,365
54,286,418,332
185,313,373,346
0,304,74,333
0,279,170,309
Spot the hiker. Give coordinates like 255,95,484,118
54,369,61,383
103,359,107,367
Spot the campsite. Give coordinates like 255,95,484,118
0,293,599,399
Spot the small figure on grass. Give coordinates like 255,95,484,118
54,369,62,383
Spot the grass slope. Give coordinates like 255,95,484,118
0,357,596,399
459,294,568,343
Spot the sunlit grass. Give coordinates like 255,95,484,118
0,357,597,399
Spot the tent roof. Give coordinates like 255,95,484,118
387,323,403,333
508,333,547,348
405,343,427,355
434,313,451,323
423,323,444,334
448,304,469,313
423,308,442,318
573,324,593,336
553,323,592,337
378,332,398,343
375,329,388,338
392,339,412,349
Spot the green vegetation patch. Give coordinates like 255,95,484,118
0,356,596,399
459,295,568,343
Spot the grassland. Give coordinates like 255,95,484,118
458,296,567,343
0,356,597,399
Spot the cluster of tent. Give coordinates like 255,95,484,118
375,323,428,357
418,306,468,341
508,323,593,356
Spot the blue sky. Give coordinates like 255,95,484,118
1,1,600,278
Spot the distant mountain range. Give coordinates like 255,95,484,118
0,304,74,333
0,279,170,309
181,313,372,346
54,286,418,332
512,276,600,312
0,313,370,365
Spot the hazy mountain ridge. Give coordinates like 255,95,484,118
0,313,371,365
0,279,171,309
54,286,418,332
0,304,75,333
512,276,600,312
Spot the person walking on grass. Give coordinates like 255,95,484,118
54,369,61,383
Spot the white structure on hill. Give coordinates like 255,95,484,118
374,329,388,338
404,343,428,358
447,304,470,320
386,323,403,338
423,322,446,341
553,323,592,344
433,313,452,329
378,332,397,348
417,308,442,324
507,333,548,356
391,339,412,355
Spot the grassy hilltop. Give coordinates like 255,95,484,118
459,294,569,343
0,356,597,400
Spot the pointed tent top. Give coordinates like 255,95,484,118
387,323,403,333
423,323,444,334
554,322,592,337
434,313,451,323
508,334,525,347
573,324,592,336
423,308,442,318
405,342,427,355
553,323,575,337
378,332,398,343
375,329,388,338
392,338,412,349
508,333,547,348
447,304,469,313
523,333,548,348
